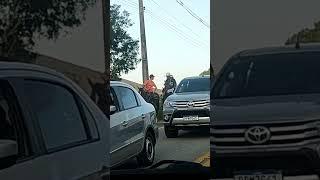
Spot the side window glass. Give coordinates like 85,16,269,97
24,80,88,150
136,93,141,106
114,86,138,110
0,80,31,160
0,96,16,141
110,87,120,112
79,101,99,139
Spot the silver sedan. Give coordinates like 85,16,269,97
110,81,159,168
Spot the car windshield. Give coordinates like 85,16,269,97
214,52,320,98
176,78,210,93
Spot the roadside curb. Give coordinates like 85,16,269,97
194,151,210,167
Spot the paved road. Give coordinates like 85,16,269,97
111,127,320,180
113,125,209,170
216,176,319,180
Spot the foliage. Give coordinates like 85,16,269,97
285,21,320,45
199,68,210,76
111,4,140,79
0,0,96,57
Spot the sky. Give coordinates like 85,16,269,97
213,0,320,74
32,0,210,89
111,0,210,89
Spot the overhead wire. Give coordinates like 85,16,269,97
176,0,210,29
147,0,209,46
145,10,205,49
115,0,208,50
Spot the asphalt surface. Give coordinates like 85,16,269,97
216,176,319,180
113,125,209,170
111,126,320,180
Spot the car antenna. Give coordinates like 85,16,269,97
295,32,302,49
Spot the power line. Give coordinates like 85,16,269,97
116,0,208,50
118,0,207,49
118,2,137,10
146,13,206,52
145,10,206,50
147,0,209,45
145,9,207,48
142,5,208,48
119,0,139,9
176,0,210,29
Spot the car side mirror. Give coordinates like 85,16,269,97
0,140,18,169
110,105,117,115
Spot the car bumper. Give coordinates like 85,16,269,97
162,107,210,126
164,117,210,126
211,141,320,176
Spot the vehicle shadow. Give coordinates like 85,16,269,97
111,159,138,170
178,128,210,138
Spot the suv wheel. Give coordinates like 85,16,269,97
137,132,155,167
164,125,178,138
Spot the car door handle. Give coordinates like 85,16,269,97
141,114,146,119
122,121,128,126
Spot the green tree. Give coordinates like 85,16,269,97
0,0,96,58
111,4,140,80
199,69,210,76
285,21,320,45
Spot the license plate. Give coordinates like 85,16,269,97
234,171,282,180
183,116,199,121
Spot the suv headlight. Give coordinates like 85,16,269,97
164,101,175,108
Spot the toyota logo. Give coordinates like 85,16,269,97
244,126,271,144
187,101,194,107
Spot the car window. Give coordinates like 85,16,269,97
136,92,141,106
110,87,120,112
214,52,320,98
176,78,210,93
0,94,16,141
24,80,89,151
113,86,138,110
0,80,31,160
79,100,99,140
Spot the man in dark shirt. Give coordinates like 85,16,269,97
163,73,177,101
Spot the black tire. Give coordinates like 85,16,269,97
137,132,155,167
164,125,178,138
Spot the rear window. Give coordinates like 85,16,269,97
214,52,320,98
176,77,210,93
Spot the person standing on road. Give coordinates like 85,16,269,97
144,74,157,94
163,73,177,101
143,74,160,112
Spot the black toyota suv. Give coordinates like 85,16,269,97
211,43,320,179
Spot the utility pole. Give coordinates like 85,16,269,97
138,0,149,83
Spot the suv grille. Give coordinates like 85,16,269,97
173,100,209,108
211,120,320,147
